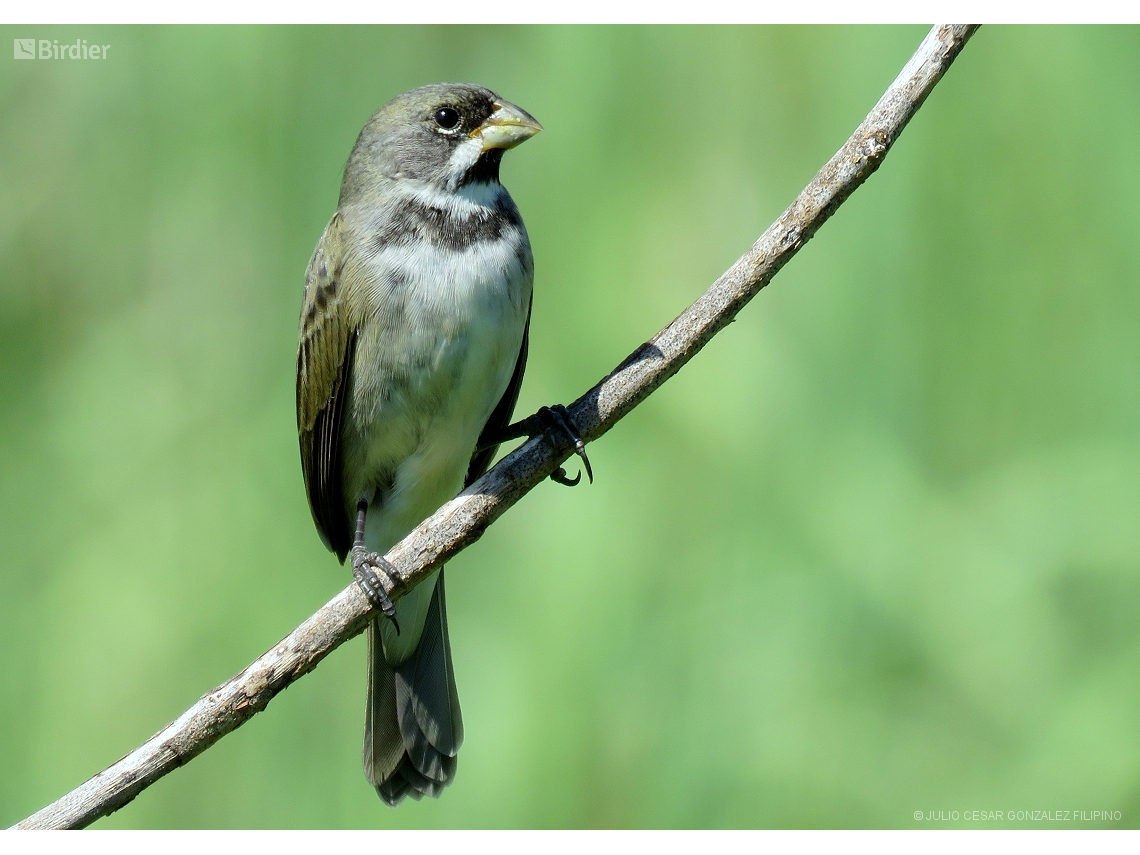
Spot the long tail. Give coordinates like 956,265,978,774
363,570,463,805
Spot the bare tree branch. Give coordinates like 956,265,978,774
14,24,979,830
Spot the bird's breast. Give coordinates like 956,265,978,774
358,216,532,400
340,192,532,551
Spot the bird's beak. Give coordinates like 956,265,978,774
473,100,543,151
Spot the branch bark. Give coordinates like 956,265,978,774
15,24,979,830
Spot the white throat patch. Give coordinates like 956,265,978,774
404,176,505,219
443,136,487,191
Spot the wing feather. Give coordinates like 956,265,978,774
297,213,357,562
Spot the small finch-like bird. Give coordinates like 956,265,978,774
296,84,588,805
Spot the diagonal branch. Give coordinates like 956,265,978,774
14,24,978,830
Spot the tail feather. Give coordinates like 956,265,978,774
362,622,405,785
364,570,463,806
398,571,462,757
378,755,452,804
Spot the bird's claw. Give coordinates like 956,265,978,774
351,547,402,634
537,404,593,487
551,467,581,487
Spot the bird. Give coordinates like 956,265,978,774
296,83,589,806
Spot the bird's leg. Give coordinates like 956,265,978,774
351,500,401,634
481,404,593,487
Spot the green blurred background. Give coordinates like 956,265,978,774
2,25,1139,829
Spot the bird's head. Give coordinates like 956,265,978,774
341,83,542,201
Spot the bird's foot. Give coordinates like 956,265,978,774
351,545,401,634
477,403,594,487
535,404,593,487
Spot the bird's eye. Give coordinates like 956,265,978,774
434,108,460,129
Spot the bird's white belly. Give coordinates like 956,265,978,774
352,236,530,556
